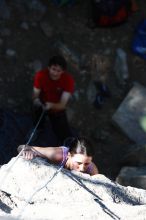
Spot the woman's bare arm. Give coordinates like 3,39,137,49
19,145,64,162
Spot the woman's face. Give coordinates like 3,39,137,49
69,154,92,173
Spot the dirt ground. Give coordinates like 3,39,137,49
0,0,146,180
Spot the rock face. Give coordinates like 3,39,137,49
112,83,146,189
0,158,146,220
112,83,146,144
116,166,146,190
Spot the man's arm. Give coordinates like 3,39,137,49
32,87,42,106
45,91,71,111
32,87,41,100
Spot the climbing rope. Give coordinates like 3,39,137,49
17,158,67,219
0,109,45,187
0,108,68,219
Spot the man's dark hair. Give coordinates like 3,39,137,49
48,55,67,70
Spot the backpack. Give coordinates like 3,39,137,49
91,0,132,26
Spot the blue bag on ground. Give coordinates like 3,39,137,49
132,19,146,59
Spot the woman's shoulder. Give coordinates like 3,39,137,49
86,162,99,176
60,146,69,154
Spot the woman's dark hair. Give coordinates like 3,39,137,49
64,137,94,156
48,55,67,70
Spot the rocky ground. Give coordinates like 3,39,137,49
0,0,146,180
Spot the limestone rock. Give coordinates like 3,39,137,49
0,157,146,219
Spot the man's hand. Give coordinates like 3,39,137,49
33,98,47,112
44,102,53,111
43,92,71,111
33,98,43,107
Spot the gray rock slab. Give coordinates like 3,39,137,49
116,166,146,190
112,83,146,144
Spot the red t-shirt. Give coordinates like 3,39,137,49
33,68,75,103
